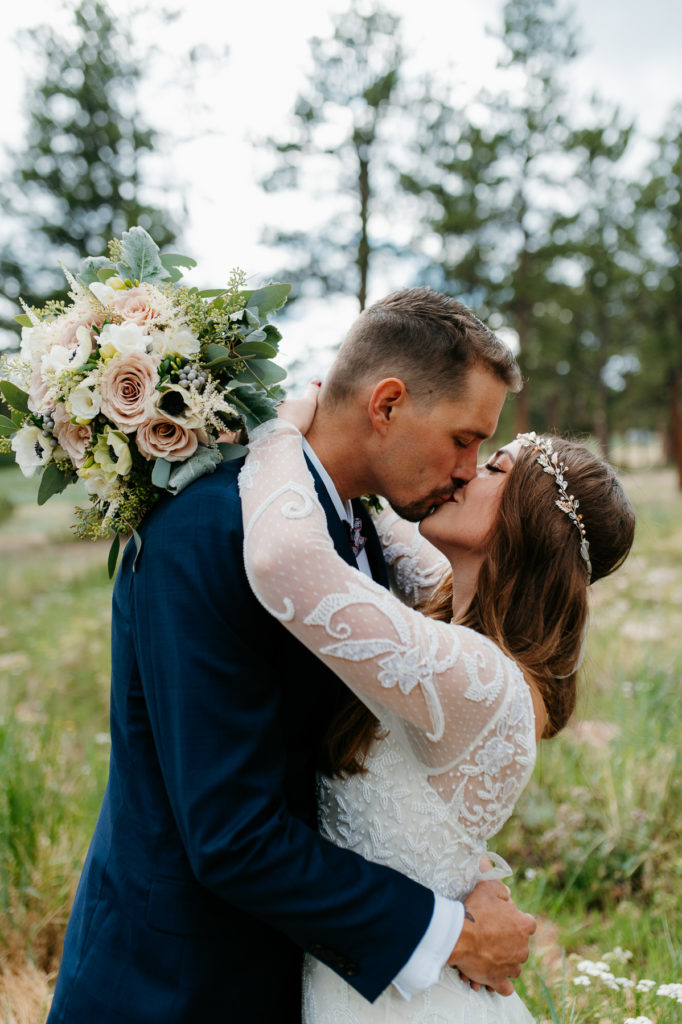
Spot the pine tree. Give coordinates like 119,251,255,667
636,106,682,487
404,0,582,432
548,99,639,455
259,1,412,311
0,0,179,344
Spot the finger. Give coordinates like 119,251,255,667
491,979,514,997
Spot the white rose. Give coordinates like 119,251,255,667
80,466,121,502
99,320,149,357
41,326,92,376
89,282,117,306
10,424,55,477
152,326,201,358
66,377,102,421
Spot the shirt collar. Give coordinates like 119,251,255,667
302,437,354,524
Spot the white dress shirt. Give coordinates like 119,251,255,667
302,439,464,998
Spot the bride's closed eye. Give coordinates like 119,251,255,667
484,462,505,474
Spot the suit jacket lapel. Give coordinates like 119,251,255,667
305,456,389,587
305,455,358,570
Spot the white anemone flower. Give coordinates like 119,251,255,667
41,326,93,376
93,426,133,478
10,424,56,477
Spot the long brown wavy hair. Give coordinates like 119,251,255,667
321,437,635,775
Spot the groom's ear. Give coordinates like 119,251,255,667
367,378,408,436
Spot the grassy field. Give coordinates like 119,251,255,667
0,462,680,1023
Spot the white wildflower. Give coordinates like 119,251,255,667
635,979,656,993
573,975,591,987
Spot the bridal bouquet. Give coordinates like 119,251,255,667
0,226,289,574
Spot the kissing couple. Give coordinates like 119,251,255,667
47,288,635,1023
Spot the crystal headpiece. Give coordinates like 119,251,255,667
516,432,592,582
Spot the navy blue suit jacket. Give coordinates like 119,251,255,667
47,457,434,1023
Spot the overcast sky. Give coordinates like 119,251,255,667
2,0,681,368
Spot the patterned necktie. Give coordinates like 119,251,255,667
344,516,366,558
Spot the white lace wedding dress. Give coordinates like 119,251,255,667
240,420,538,1024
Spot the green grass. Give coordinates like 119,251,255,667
0,462,680,1022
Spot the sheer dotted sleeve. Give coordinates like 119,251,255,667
240,420,536,814
373,506,450,607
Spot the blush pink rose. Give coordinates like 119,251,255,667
28,363,52,415
52,404,92,468
111,285,163,327
135,418,199,462
59,310,105,350
99,351,159,433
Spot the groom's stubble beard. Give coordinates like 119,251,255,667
388,488,455,523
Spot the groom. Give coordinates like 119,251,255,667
48,288,535,1023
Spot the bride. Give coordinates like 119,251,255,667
239,385,634,1023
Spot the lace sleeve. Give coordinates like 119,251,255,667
372,506,450,607
240,420,536,798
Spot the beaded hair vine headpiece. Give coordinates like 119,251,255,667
516,432,593,582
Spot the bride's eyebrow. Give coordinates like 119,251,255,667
492,448,515,465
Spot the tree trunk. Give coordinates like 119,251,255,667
594,315,610,458
668,367,682,489
357,153,370,311
514,304,531,434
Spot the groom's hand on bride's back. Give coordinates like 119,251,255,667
446,879,536,996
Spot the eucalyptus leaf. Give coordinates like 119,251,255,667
116,226,167,285
228,384,278,432
97,267,119,282
166,445,222,494
0,415,17,436
78,255,113,285
131,528,143,573
198,288,227,298
218,442,249,462
205,344,232,362
14,314,34,327
263,323,282,345
151,457,172,489
241,283,291,314
235,358,287,388
107,533,121,579
244,308,260,327
0,381,30,415
37,461,73,506
160,252,197,270
242,329,268,343
235,340,278,358
207,356,237,372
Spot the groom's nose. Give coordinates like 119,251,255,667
452,447,479,484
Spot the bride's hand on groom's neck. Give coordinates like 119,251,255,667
277,379,322,435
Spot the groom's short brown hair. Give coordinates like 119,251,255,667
325,287,522,406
